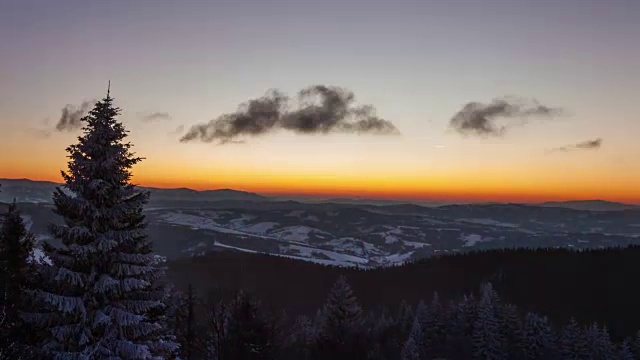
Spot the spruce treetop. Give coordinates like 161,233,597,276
60,91,143,204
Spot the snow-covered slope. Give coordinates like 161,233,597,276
10,200,640,268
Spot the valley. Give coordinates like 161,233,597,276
4,179,639,267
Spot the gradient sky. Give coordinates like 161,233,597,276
1,0,639,203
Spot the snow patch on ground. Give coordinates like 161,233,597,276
276,253,352,267
384,227,419,244
240,222,279,234
384,235,400,244
285,244,369,265
214,241,258,254
228,214,255,228
322,238,387,257
383,251,415,264
158,213,272,239
403,241,430,248
461,233,492,247
159,213,220,228
272,226,332,242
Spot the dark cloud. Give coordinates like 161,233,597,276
550,138,603,152
282,86,399,135
575,138,602,149
180,85,399,144
141,112,172,122
55,101,95,131
449,97,562,137
180,89,288,144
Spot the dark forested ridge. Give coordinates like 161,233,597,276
168,245,640,341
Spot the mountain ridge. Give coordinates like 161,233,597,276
539,199,638,211
1,178,638,210
0,178,266,203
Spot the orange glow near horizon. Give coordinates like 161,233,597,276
1,130,638,204
3,163,638,205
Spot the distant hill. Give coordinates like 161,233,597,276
0,178,266,204
270,195,452,207
144,186,266,203
540,200,638,211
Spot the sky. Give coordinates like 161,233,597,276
1,0,639,203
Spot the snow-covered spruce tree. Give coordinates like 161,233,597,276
617,339,635,360
160,282,197,359
444,296,475,359
315,275,365,360
449,293,478,359
282,315,315,360
224,291,280,360
413,300,427,332
400,333,422,360
202,295,230,360
584,323,615,360
401,313,425,360
423,292,446,357
472,283,506,360
518,312,555,360
558,318,589,359
0,201,36,359
26,90,177,359
369,311,398,360
160,283,193,358
497,302,520,357
396,300,414,337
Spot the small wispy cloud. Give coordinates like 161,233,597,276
549,138,603,153
449,96,562,137
55,100,95,131
141,112,172,122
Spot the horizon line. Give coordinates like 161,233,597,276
1,176,639,206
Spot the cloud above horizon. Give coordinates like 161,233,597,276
550,138,603,153
449,96,562,137
141,112,172,122
55,100,96,131
180,85,400,144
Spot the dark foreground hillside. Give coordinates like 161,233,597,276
167,245,640,340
